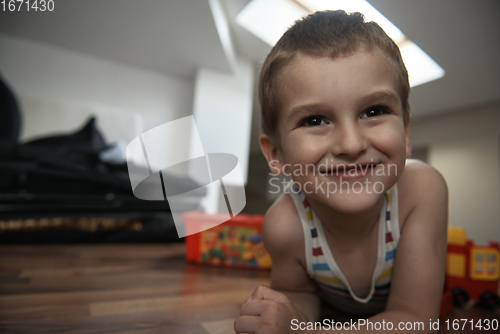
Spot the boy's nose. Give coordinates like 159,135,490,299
329,122,369,158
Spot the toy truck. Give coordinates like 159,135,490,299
444,227,500,310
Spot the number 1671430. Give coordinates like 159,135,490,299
1,0,54,12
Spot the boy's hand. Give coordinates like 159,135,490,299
234,285,313,334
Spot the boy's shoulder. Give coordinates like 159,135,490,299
261,192,305,263
399,159,447,194
398,159,448,226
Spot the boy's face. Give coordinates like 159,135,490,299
260,48,411,214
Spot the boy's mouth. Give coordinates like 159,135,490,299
319,163,380,177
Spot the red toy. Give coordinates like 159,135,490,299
182,212,272,270
440,227,500,316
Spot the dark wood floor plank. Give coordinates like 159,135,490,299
0,274,264,311
1,243,498,334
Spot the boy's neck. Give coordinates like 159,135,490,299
307,195,385,240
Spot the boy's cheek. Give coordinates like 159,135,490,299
373,128,407,155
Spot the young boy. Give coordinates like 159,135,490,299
234,10,448,334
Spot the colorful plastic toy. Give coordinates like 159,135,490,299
183,212,272,270
440,227,500,315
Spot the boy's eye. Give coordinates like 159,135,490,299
301,116,327,126
361,106,389,118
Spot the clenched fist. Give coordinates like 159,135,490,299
234,285,312,334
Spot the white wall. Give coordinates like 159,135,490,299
410,102,500,244
190,58,254,213
17,94,144,146
0,33,194,140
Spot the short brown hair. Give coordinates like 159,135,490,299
259,10,410,140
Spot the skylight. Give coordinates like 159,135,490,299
236,0,445,87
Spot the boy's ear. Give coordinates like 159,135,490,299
259,134,286,175
405,122,412,159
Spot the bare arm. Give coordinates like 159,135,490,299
235,192,324,334
262,193,321,322
381,161,448,329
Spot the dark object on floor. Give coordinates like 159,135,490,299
0,76,204,243
0,74,21,145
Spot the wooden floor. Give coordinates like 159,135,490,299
0,243,498,334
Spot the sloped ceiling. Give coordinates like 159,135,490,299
0,0,499,118
0,0,233,78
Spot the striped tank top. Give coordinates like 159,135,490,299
287,182,400,315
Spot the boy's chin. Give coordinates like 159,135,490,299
313,185,387,214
